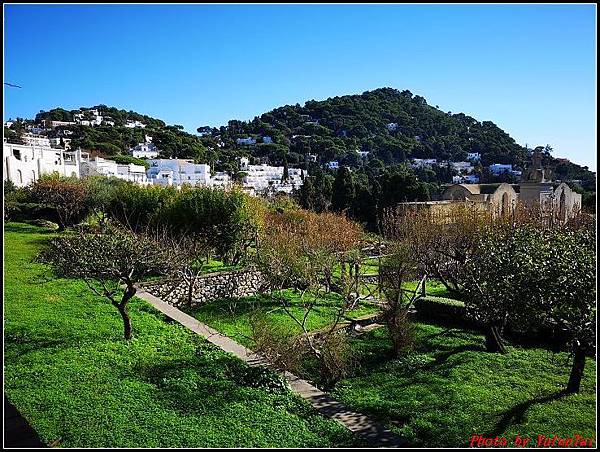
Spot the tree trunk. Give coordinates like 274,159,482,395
118,305,132,340
485,325,506,354
566,342,586,394
118,284,136,340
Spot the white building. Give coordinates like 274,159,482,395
386,122,398,132
357,151,370,159
146,159,211,187
236,137,257,146
452,174,480,184
488,163,513,175
49,138,72,150
130,142,159,159
467,152,481,162
124,119,146,128
74,109,105,126
411,158,437,169
262,136,273,144
117,163,148,185
22,134,51,147
41,120,76,128
210,171,232,188
25,125,45,135
450,161,474,174
241,163,305,195
81,157,148,185
3,143,88,187
328,161,339,170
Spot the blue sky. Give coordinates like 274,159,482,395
3,4,596,168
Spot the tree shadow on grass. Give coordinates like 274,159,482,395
4,335,77,360
486,391,568,437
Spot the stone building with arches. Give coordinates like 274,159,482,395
399,150,582,222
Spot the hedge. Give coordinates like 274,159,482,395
414,296,466,322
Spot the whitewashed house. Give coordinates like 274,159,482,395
240,161,305,195
450,161,474,174
467,152,481,162
124,120,146,128
146,159,211,187
328,161,339,170
411,158,437,169
22,134,52,147
130,142,159,159
49,138,72,150
117,163,148,184
236,137,257,146
81,157,148,185
210,172,232,188
452,174,480,184
488,163,513,175
3,143,88,187
42,120,77,128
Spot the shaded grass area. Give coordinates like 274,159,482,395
331,325,596,447
184,290,380,348
3,222,354,447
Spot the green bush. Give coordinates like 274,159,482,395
414,296,466,322
107,183,178,230
107,155,151,170
158,186,265,265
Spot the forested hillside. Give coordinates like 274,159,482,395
7,88,595,195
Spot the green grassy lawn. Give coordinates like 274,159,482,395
331,324,596,447
402,279,454,298
180,250,595,447
3,223,353,448
183,290,380,348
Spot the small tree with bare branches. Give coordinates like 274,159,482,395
255,208,363,387
40,222,183,339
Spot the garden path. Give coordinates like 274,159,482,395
135,287,408,448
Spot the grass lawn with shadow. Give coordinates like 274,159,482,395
330,324,596,447
4,222,355,448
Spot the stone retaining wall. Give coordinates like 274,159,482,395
141,268,268,307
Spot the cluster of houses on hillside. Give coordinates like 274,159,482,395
41,109,146,129
409,152,525,184
3,139,306,196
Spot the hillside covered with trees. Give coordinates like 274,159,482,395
6,88,596,226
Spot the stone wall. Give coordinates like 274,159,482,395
141,267,268,307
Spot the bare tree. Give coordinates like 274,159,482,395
379,243,422,357
40,222,183,339
255,208,363,386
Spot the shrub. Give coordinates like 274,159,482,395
414,296,466,322
379,244,418,357
107,183,178,231
159,187,265,265
460,217,596,392
29,174,89,229
107,155,151,170
250,312,307,373
316,332,355,389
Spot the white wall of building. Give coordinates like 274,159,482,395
130,142,159,159
3,143,87,187
146,159,211,187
